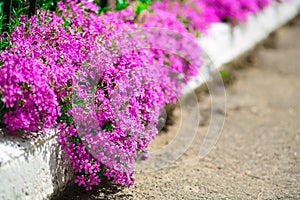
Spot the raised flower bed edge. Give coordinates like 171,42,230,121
0,1,299,199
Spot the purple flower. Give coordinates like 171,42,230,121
0,0,274,191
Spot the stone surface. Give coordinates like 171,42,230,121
0,130,73,200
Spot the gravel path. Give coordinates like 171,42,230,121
55,16,300,200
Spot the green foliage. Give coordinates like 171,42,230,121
0,2,4,16
0,15,10,50
220,69,229,81
103,121,114,132
0,0,60,36
0,95,9,128
0,0,27,37
222,17,230,23
57,100,73,126
115,0,130,11
138,0,152,4
135,1,149,16
11,5,27,29
37,0,60,11
69,135,81,145
93,0,109,14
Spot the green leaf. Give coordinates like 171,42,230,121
0,2,4,15
103,121,114,132
115,0,130,11
138,0,152,4
135,2,148,16
220,70,228,81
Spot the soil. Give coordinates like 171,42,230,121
54,16,300,200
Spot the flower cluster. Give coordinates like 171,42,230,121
0,0,279,190
149,0,219,34
201,0,272,23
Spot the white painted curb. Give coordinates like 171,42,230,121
0,1,299,199
0,129,74,200
183,0,300,94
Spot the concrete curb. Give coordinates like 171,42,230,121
0,1,299,199
183,0,300,94
0,129,74,200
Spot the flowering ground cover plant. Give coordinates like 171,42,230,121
0,0,279,190
201,0,272,24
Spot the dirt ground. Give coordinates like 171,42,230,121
54,16,300,200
